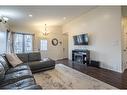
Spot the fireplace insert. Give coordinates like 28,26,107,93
72,49,90,64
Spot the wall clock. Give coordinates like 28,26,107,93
52,38,58,46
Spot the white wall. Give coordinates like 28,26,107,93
63,7,122,72
36,26,65,60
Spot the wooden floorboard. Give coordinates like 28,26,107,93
56,59,127,89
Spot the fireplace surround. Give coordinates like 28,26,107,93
72,49,90,64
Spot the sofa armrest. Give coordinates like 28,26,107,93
6,64,30,74
22,85,42,90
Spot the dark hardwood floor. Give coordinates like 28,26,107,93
56,59,127,89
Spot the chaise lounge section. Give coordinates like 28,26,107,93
16,52,56,73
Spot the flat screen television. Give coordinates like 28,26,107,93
73,34,89,45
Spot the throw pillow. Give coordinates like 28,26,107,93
5,53,23,67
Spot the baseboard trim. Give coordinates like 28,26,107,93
56,58,68,61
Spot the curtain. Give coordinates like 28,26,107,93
0,31,7,54
6,30,13,53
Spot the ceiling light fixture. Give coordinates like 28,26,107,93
3,16,9,21
63,17,66,20
42,24,49,36
29,14,33,17
0,16,9,24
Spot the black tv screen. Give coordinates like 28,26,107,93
73,34,88,45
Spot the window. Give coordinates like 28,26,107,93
13,33,33,53
0,31,7,54
24,35,33,53
40,40,48,51
13,34,23,53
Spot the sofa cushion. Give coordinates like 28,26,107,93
17,53,29,63
0,62,5,81
0,56,9,71
28,52,41,62
22,85,42,89
6,64,30,74
0,78,35,89
0,69,33,87
27,59,55,71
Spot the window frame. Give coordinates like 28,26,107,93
12,32,34,53
24,34,33,53
40,39,48,51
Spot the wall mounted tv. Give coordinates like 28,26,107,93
73,34,89,45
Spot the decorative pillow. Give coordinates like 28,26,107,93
5,53,23,67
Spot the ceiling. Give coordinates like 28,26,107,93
0,6,96,27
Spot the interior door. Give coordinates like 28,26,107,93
122,17,127,71
62,33,68,59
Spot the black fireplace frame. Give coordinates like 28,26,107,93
72,49,90,64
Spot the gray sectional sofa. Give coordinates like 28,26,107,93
0,52,55,89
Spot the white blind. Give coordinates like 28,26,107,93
40,40,48,51
13,33,23,53
24,35,33,53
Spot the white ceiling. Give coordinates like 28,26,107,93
0,6,96,27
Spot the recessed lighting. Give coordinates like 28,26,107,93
29,14,33,17
63,17,66,20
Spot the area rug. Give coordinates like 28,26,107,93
33,64,117,89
